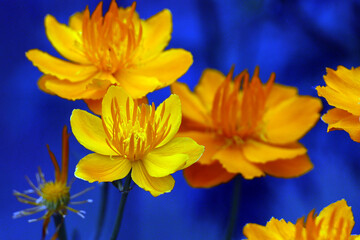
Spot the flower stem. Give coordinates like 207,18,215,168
110,172,132,240
94,182,109,240
224,175,242,240
53,213,67,240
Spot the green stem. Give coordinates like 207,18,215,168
53,213,67,240
224,175,242,240
110,172,132,240
94,182,109,240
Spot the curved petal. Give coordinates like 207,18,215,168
70,109,117,155
264,96,322,144
243,223,281,240
242,140,307,163
131,161,175,197
265,218,296,239
322,108,352,125
323,66,360,98
84,99,102,116
136,49,193,86
75,153,131,183
171,82,209,127
183,161,235,188
194,69,226,111
144,137,204,177
258,154,313,178
141,9,172,58
265,84,298,108
69,12,83,31
114,70,161,99
45,15,90,64
214,145,264,179
38,75,111,100
26,50,98,82
155,94,182,147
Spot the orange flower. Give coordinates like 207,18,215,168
316,66,360,142
243,199,360,240
171,67,322,188
26,1,193,114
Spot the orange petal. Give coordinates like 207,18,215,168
136,49,193,86
322,108,352,125
183,161,235,188
194,69,226,111
258,154,313,178
26,50,98,82
242,140,307,163
84,99,102,116
141,9,172,58
264,96,322,144
214,145,264,179
45,15,90,64
323,110,360,142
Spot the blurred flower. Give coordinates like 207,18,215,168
171,67,322,187
243,199,360,240
26,0,193,114
13,126,92,240
70,86,204,196
316,66,360,142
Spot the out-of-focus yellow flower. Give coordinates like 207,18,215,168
70,86,204,196
13,126,92,240
243,199,360,240
26,1,193,115
171,67,322,188
316,66,360,142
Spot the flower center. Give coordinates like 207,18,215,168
41,181,70,211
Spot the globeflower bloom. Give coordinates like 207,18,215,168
171,67,322,187
13,126,92,240
243,199,360,240
70,86,204,196
316,66,360,142
26,0,193,114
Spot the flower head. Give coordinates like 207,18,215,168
13,126,92,240
243,199,360,240
316,66,360,142
70,86,204,196
26,1,193,114
171,67,322,187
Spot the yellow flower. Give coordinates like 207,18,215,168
316,66,360,142
171,67,322,188
26,1,193,114
13,126,92,240
243,199,360,240
70,86,204,196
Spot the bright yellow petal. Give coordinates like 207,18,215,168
214,145,264,179
38,75,111,100
323,66,360,98
68,12,83,31
322,108,351,125
141,9,172,58
171,82,209,127
144,137,204,177
45,15,90,64
242,140,307,163
183,161,235,188
75,153,131,183
316,199,354,239
26,50,98,82
131,161,175,197
264,96,322,144
194,69,226,111
243,222,283,240
265,218,296,239
70,109,117,155
258,155,313,178
114,70,161,99
136,49,193,86
266,84,298,108
155,94,182,147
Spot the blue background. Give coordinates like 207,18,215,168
2,0,360,239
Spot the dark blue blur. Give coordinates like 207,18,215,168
2,0,360,239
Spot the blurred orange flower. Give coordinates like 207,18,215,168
243,199,360,240
317,66,360,142
26,0,193,114
171,67,322,188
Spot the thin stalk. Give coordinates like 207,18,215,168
110,172,132,240
224,175,242,240
53,213,67,240
94,182,109,240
